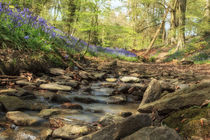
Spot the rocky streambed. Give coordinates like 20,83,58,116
0,61,209,140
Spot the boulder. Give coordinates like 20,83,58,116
52,124,89,139
140,79,162,106
76,113,151,140
138,82,210,115
49,68,65,76
123,126,181,140
40,83,72,91
120,76,140,83
6,111,43,126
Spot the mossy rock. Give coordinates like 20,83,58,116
163,107,210,139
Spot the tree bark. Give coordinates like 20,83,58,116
146,8,169,54
176,0,187,51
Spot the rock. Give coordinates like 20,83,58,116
52,124,89,139
120,76,140,83
92,72,106,79
119,112,132,118
49,68,65,76
74,96,97,104
6,111,43,126
79,71,90,79
0,95,26,111
0,88,17,94
61,103,83,110
140,79,162,106
99,114,125,126
40,83,72,91
122,126,181,140
106,78,117,82
16,80,32,86
51,94,71,103
40,128,53,140
39,108,81,118
181,60,194,65
138,82,210,114
107,95,126,104
91,88,114,96
60,80,79,88
14,129,41,140
160,81,175,92
76,113,152,140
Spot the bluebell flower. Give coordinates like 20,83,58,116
24,36,29,39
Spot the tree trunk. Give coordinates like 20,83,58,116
176,0,187,51
146,8,169,54
169,0,178,45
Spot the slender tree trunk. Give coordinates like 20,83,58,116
146,8,169,54
169,0,178,45
176,0,187,51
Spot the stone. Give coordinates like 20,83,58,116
40,83,72,91
138,82,210,114
39,108,81,118
122,126,182,140
16,80,32,86
14,129,41,140
6,111,43,126
0,95,26,111
61,80,79,88
79,71,90,79
91,88,114,96
92,72,106,79
99,113,125,126
120,76,140,83
140,79,162,106
49,68,65,76
51,94,71,103
61,103,83,110
52,124,89,139
0,88,17,94
106,78,117,82
107,95,126,104
119,112,132,118
76,113,152,140
40,128,53,140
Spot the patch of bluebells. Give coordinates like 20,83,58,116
0,1,137,58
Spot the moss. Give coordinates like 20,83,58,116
163,107,210,138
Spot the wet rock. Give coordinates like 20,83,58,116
123,126,181,140
74,96,97,104
51,94,71,103
107,95,126,104
14,129,41,140
99,113,125,126
138,82,210,114
49,68,65,76
39,108,81,118
40,83,72,91
58,80,79,88
140,79,162,106
119,112,132,118
106,78,117,82
91,88,114,96
76,113,152,140
120,76,140,83
52,124,89,139
6,111,43,126
61,103,83,110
